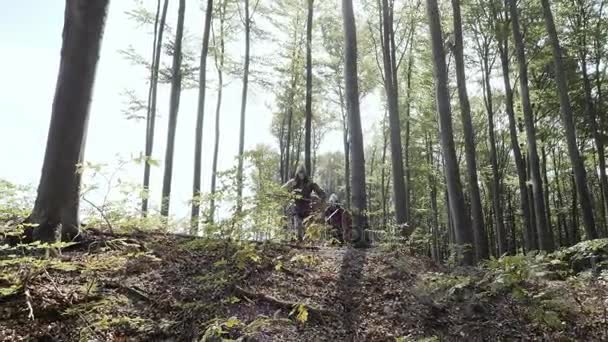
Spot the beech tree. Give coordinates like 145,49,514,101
29,0,110,242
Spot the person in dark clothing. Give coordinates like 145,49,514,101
282,164,326,240
324,194,352,243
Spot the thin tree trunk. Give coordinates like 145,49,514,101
342,0,368,247
508,0,553,251
495,7,535,252
191,0,214,232
236,0,251,214
404,53,414,224
305,0,314,173
380,0,408,227
427,0,475,265
210,0,227,225
160,0,186,218
540,0,598,240
142,0,169,217
451,0,487,261
480,42,507,255
338,85,351,209
541,145,553,242
29,0,109,242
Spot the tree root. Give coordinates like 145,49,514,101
234,285,337,322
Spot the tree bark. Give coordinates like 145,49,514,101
142,0,169,217
451,0,487,261
305,0,314,174
540,0,598,240
338,85,351,209
236,0,251,215
160,0,186,217
380,0,408,227
342,0,368,247
190,0,214,232
426,0,475,265
210,0,227,225
30,0,109,242
479,36,507,256
508,0,554,250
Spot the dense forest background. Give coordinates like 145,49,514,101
1,0,608,340
5,0,608,261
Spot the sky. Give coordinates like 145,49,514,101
0,0,381,221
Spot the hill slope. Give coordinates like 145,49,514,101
1,230,607,341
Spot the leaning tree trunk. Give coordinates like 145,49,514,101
29,0,109,242
236,0,251,215
426,0,475,265
304,0,314,174
160,0,186,217
508,0,554,251
451,0,487,261
191,0,214,233
540,0,598,240
142,0,169,217
380,0,409,227
342,0,368,247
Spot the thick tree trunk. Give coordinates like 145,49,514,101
451,0,487,261
426,0,475,265
191,0,214,232
380,0,408,227
236,0,251,215
142,0,169,217
305,0,314,173
30,0,109,242
540,0,598,240
342,0,368,247
508,0,553,251
160,0,186,217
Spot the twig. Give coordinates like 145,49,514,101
82,197,114,233
234,285,336,321
24,288,34,320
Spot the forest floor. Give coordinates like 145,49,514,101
1,228,608,341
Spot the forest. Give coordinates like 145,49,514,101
1,0,608,340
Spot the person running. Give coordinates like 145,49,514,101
282,164,326,241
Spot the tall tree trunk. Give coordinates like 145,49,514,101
404,53,414,224
142,0,169,217
191,0,214,232
580,45,608,238
427,133,440,261
541,145,553,241
342,0,368,247
380,0,408,227
210,0,227,225
508,0,554,250
480,42,507,256
236,0,251,215
339,85,351,209
160,0,186,217
540,0,598,240
29,0,109,242
426,0,475,265
305,0,314,173
451,0,487,261
495,15,535,252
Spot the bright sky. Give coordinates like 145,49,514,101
0,0,381,220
